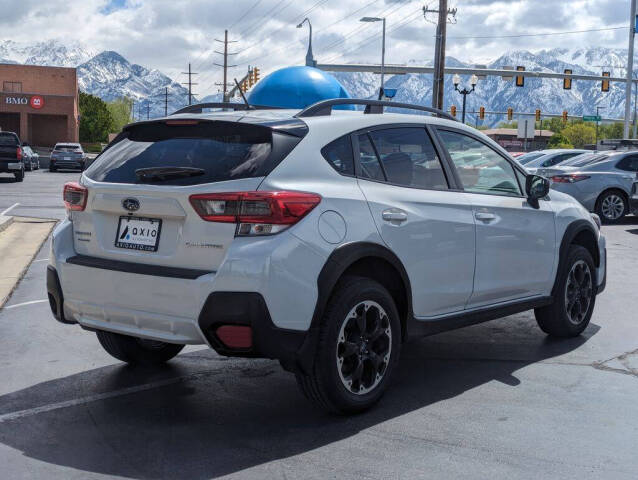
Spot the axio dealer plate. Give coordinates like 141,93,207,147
115,216,162,252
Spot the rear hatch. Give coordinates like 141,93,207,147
68,116,306,271
0,133,20,163
52,144,83,163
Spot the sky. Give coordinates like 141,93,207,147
0,0,633,96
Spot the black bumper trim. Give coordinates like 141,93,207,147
46,265,75,324
198,292,306,370
66,254,213,280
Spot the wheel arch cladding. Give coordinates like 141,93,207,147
553,220,599,296
296,242,412,375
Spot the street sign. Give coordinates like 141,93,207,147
583,115,601,122
517,118,535,139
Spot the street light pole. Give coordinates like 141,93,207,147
596,106,606,151
296,18,315,67
360,17,386,99
623,0,636,139
453,74,478,124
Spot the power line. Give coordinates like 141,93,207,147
447,26,628,40
229,0,265,29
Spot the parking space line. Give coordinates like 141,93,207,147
3,299,48,310
0,372,210,424
1,203,19,216
32,258,50,263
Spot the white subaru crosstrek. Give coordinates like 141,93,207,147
48,99,606,414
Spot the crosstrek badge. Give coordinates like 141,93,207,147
30,95,44,109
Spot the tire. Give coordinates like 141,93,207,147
296,276,401,414
14,168,24,182
49,166,57,172
595,189,627,224
96,330,185,365
535,245,596,338
25,162,32,171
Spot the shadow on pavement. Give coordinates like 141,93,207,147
0,316,600,479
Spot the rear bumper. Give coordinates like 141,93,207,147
0,160,23,172
49,219,325,361
51,159,84,169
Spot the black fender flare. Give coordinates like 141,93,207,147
552,219,599,297
294,241,412,374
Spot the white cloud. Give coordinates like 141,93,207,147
0,0,632,96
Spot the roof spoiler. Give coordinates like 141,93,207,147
171,102,284,115
294,98,458,121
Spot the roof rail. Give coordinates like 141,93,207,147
295,98,457,121
171,102,283,115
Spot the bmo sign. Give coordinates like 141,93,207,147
5,95,45,109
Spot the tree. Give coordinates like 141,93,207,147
497,121,518,129
599,122,623,140
561,123,596,148
547,132,573,149
79,91,114,143
107,97,133,133
541,117,566,134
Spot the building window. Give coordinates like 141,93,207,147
3,81,22,93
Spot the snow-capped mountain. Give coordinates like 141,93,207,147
333,47,634,127
0,39,634,126
0,40,191,118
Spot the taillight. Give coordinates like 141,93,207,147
16,147,22,160
63,182,88,211
551,175,591,183
189,191,321,236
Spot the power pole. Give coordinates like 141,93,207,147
424,2,457,110
146,102,150,120
214,30,238,102
624,0,636,139
181,63,198,105
164,87,170,116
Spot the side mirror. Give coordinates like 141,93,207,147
526,174,550,207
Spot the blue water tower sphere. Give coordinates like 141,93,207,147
247,66,354,110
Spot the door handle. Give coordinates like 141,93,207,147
475,212,497,222
382,209,408,223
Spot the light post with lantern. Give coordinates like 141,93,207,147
453,74,478,124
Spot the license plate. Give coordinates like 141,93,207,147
64,156,71,160
115,216,162,252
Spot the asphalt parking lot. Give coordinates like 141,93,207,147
1,170,638,479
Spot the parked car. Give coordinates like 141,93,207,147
22,145,40,171
49,143,87,171
47,99,606,414
540,151,638,223
521,149,589,173
631,176,638,215
0,131,25,182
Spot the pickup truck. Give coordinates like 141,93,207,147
0,131,25,182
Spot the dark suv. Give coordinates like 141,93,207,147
0,132,25,182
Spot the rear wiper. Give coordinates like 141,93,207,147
135,166,205,182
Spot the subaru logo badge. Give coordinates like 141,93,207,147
122,198,140,212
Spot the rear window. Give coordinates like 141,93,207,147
568,154,609,167
0,133,19,146
85,120,303,186
54,144,82,152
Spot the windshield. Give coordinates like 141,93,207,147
566,153,609,168
516,152,545,165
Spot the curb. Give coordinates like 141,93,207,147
0,216,14,234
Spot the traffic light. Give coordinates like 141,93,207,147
535,109,541,122
450,105,457,117
601,71,610,92
253,67,260,84
507,107,513,121
479,106,485,120
563,69,572,90
241,80,248,92
562,110,568,123
248,70,254,87
515,66,525,87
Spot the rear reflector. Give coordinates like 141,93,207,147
16,147,22,160
63,182,88,211
216,325,253,349
189,191,321,235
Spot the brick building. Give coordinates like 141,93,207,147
0,64,79,147
482,128,554,152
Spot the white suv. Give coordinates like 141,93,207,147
48,99,607,413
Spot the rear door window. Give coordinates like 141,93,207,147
616,155,638,172
85,120,302,186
